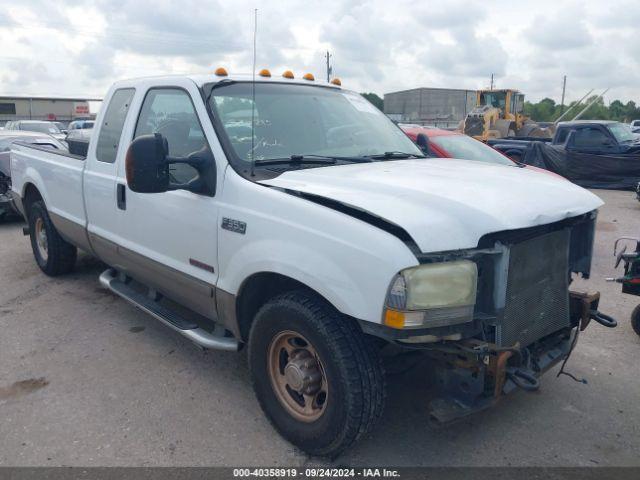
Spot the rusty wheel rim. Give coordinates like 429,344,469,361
267,330,328,423
34,217,48,261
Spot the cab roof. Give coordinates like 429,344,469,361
112,73,343,90
557,120,618,126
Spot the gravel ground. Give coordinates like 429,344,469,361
0,189,638,467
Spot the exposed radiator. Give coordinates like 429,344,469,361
498,229,571,347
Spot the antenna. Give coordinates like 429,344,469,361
250,8,258,177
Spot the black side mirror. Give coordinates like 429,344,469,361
126,133,170,193
416,133,430,155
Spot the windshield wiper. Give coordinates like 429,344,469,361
254,154,372,166
366,151,427,160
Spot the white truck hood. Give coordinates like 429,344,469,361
260,159,603,253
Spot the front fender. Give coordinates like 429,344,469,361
216,170,419,323
220,239,382,321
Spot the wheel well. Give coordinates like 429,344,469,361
23,183,43,214
236,272,330,342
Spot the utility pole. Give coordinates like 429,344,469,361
560,75,567,115
490,73,494,90
325,51,332,82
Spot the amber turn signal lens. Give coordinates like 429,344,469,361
383,309,405,329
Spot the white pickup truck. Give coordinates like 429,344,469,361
10,71,614,457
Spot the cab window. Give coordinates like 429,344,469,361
96,88,135,163
573,127,610,148
134,88,211,184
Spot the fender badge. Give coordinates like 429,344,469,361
221,217,247,235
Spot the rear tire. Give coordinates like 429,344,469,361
631,305,640,336
248,290,385,458
28,200,77,276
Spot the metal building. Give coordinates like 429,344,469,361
0,95,101,126
384,88,476,129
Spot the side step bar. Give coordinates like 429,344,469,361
99,269,239,351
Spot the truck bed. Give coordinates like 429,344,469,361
10,142,87,228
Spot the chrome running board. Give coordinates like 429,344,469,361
99,268,239,351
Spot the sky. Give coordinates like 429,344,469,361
0,0,638,109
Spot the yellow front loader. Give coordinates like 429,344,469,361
462,89,553,141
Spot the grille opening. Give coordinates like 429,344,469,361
497,229,571,347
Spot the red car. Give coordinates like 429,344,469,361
400,124,515,165
399,125,563,180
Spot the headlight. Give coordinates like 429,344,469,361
384,260,478,329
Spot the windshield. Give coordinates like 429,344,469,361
608,122,636,143
431,134,514,165
20,122,61,134
208,83,422,167
480,92,506,109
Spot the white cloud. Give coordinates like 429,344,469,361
0,0,638,105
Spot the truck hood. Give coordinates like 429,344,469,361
260,158,603,253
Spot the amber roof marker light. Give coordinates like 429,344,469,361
214,67,228,76
282,70,294,79
259,69,271,77
303,73,315,81
330,78,342,86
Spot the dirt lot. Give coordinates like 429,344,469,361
1,189,639,467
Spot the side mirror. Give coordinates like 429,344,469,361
416,133,430,155
125,133,170,193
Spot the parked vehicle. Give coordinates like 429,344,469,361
630,119,640,132
5,120,67,143
53,122,68,135
0,131,66,219
608,238,640,336
10,72,614,457
489,120,640,161
65,128,92,156
67,119,95,130
462,88,553,141
400,125,515,165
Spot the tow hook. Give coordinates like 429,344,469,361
505,367,540,392
589,310,617,328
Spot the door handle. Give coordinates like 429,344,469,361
117,184,126,210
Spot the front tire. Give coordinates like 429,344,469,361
248,290,385,457
631,305,640,336
28,200,77,276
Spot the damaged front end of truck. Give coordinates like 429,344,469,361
363,211,617,423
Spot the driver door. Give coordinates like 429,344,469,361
113,82,220,320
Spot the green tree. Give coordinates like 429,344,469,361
577,96,610,120
609,100,625,121
625,101,639,122
360,92,384,111
524,98,561,122
524,96,640,122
